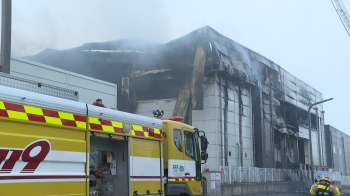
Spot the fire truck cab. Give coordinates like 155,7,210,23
162,119,208,195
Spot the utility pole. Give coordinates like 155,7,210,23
308,98,333,181
0,0,12,74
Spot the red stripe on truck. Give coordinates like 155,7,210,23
130,176,161,179
0,109,8,117
4,102,25,112
0,175,87,180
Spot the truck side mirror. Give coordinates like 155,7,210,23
200,136,208,151
201,151,208,163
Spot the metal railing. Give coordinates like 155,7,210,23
310,170,341,182
300,170,341,182
219,166,344,184
219,166,301,183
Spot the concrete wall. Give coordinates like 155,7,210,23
9,57,118,109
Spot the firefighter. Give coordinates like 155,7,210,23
92,98,106,108
309,172,340,196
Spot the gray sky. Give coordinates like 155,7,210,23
9,0,350,134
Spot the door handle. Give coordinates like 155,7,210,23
185,172,190,175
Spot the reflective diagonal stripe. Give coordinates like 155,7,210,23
58,112,75,120
89,116,101,124
0,101,5,110
131,125,162,139
0,101,162,139
0,101,86,129
133,125,143,131
7,110,29,120
24,105,44,115
88,117,125,134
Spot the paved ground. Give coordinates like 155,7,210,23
342,189,350,195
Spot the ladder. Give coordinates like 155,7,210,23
331,0,350,37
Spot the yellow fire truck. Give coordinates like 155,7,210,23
0,85,208,196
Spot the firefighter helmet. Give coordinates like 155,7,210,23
319,172,329,179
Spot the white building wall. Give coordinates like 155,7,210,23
192,77,220,171
9,57,118,109
192,75,253,171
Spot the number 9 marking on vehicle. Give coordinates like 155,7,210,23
0,139,51,174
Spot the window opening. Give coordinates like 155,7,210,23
174,129,182,152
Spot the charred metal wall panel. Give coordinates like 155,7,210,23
209,27,321,113
281,69,297,106
191,42,206,110
252,88,264,168
262,94,274,168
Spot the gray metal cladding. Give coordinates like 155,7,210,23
325,125,350,175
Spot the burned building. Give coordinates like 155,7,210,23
25,26,326,171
